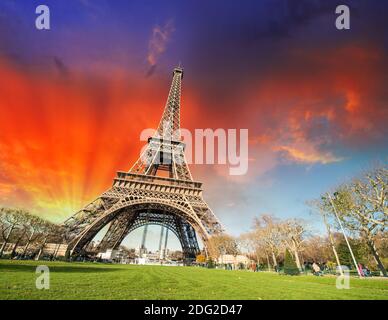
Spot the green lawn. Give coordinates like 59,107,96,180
0,260,387,300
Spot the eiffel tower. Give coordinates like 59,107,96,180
63,67,223,262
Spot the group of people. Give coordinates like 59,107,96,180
310,261,372,277
216,260,375,276
358,263,372,277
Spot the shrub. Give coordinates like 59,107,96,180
326,261,336,270
207,258,215,269
284,249,300,275
196,254,206,264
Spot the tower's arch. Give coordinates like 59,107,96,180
68,200,208,260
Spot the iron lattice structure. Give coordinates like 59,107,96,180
63,67,223,261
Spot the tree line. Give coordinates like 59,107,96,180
0,208,63,259
205,166,387,276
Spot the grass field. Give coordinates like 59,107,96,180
0,260,387,300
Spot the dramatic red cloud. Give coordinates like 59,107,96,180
244,44,388,165
0,43,386,221
0,60,192,221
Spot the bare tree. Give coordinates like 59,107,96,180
35,221,62,260
208,234,239,259
21,215,48,257
254,214,283,270
352,167,387,228
0,207,63,259
320,167,388,276
0,208,27,257
307,199,345,274
9,211,33,257
239,230,272,270
302,235,333,265
279,219,307,270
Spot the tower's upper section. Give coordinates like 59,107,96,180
128,67,193,181
155,66,183,141
173,66,184,78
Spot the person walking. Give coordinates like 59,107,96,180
312,262,323,276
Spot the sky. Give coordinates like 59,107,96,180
0,0,387,251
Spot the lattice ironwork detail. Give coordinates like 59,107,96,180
62,67,223,261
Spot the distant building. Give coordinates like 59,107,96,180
97,249,117,260
217,254,251,267
97,246,133,263
135,246,149,257
43,243,68,257
97,246,181,264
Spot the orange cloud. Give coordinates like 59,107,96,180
0,59,170,221
274,145,343,165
